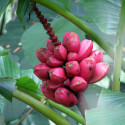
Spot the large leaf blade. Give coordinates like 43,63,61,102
80,0,122,35
0,78,16,101
0,56,20,78
16,0,30,29
0,0,11,16
86,89,125,125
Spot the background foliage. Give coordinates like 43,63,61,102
0,0,125,125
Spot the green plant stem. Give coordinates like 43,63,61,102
13,89,71,125
50,101,85,125
18,88,85,125
112,0,125,92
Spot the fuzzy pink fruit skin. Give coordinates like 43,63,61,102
47,80,62,90
41,82,57,102
49,67,67,84
65,37,80,53
46,39,55,52
47,56,64,67
62,32,79,46
89,62,109,84
70,76,88,92
33,63,51,81
80,57,96,81
77,39,93,62
65,61,80,77
90,49,103,63
67,52,78,61
55,87,78,107
54,45,67,60
36,48,53,63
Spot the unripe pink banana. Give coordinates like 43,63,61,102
90,49,103,63
41,82,57,102
33,63,51,81
54,45,67,60
77,39,93,62
89,62,109,83
65,61,80,77
47,80,62,90
49,67,67,84
70,76,88,92
79,57,96,81
63,79,70,87
46,39,55,52
47,56,64,67
55,87,78,107
67,52,78,61
36,48,53,63
65,37,80,53
62,32,79,46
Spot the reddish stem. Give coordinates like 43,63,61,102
32,2,61,46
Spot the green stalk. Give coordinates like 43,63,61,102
112,0,125,92
13,89,71,125
50,101,85,125
18,88,85,125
